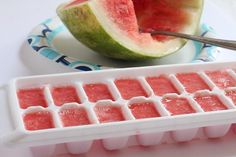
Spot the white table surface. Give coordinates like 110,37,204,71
1,0,236,157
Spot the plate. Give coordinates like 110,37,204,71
27,17,219,71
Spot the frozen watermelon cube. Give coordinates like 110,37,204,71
225,90,236,105
146,76,178,96
59,108,90,127
129,102,160,119
83,83,114,102
115,79,147,99
51,86,80,106
176,73,210,93
194,94,227,112
206,70,236,89
23,111,54,131
162,97,195,116
94,105,125,123
17,88,47,109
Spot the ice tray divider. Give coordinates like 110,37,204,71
73,81,100,124
227,69,236,83
169,74,186,94
86,103,100,124
44,85,55,108
107,79,123,101
106,79,121,101
152,96,171,117
199,71,218,90
44,85,63,128
137,77,154,98
184,94,205,113
74,82,89,103
8,81,25,131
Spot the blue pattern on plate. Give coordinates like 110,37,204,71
28,18,220,71
192,24,220,63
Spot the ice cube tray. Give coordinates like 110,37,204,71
3,61,236,155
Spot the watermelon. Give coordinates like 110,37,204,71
57,0,203,60
194,94,227,112
162,97,196,116
128,102,160,119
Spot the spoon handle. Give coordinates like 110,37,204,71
150,30,236,51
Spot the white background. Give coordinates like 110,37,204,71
1,0,236,157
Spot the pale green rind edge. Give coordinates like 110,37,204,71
57,4,157,60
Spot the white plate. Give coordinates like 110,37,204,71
27,17,218,71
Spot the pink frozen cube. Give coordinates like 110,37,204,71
23,111,54,131
225,90,236,105
83,83,114,102
206,70,236,89
94,105,125,123
59,108,90,127
129,102,160,119
17,88,47,109
162,97,196,116
115,79,147,99
51,86,80,106
194,94,227,112
176,73,210,93
146,76,179,96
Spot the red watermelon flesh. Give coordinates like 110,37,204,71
83,83,114,102
129,102,160,119
194,94,228,112
206,71,236,89
17,88,47,109
59,108,90,127
23,111,54,131
51,86,80,106
225,90,236,105
162,97,196,116
94,105,125,123
66,0,190,42
58,0,202,60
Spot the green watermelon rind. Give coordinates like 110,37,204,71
57,1,203,61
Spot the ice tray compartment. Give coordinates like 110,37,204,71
51,86,81,106
17,88,48,109
146,75,179,96
193,91,234,138
94,102,129,150
23,110,55,131
161,95,201,142
128,99,166,146
206,70,236,89
175,73,211,93
6,61,236,155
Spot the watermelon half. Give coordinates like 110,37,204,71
57,0,203,60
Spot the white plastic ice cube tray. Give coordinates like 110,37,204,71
4,61,236,155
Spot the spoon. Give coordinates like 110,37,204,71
142,29,236,51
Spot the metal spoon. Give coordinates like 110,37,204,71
145,30,236,51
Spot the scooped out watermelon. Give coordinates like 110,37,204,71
57,0,203,60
